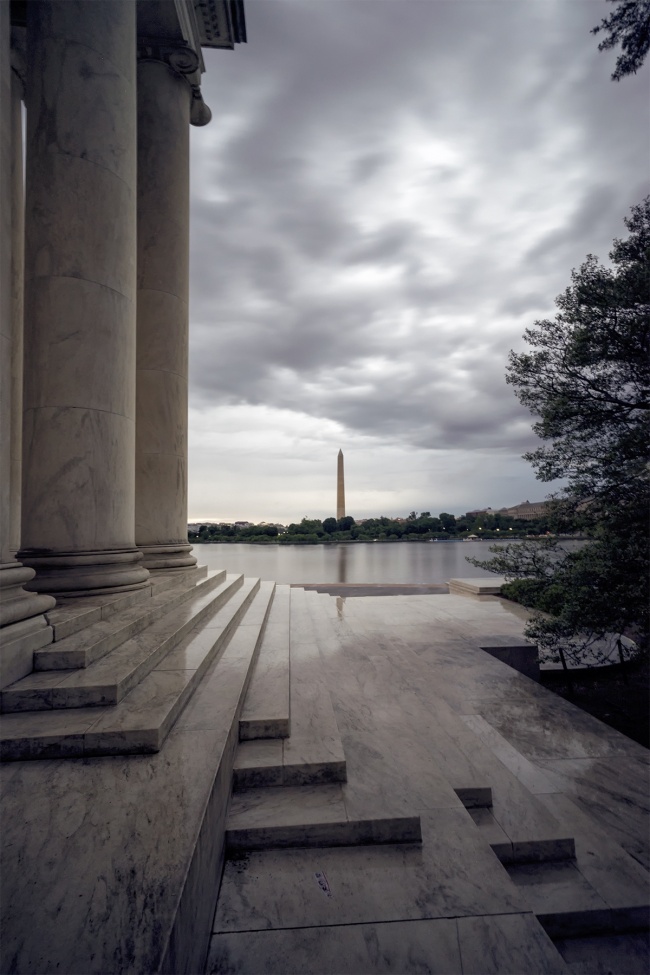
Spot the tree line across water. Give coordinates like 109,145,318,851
188,509,555,546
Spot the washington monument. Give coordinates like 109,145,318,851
337,449,346,520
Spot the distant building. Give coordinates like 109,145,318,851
499,501,550,521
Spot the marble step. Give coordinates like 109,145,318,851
1,574,254,713
239,585,291,740
233,733,346,791
447,577,507,595
0,581,275,761
302,591,579,871
226,783,422,853
455,786,576,865
234,589,347,789
233,588,347,789
504,857,649,939
465,804,575,865
45,585,154,642
33,568,227,671
43,566,211,643
148,564,209,594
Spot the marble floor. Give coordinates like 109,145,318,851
210,591,649,975
1,584,647,974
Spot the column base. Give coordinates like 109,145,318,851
138,543,197,571
0,561,57,687
18,549,150,597
0,562,56,625
0,614,54,688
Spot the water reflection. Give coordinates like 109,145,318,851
337,545,348,583
194,540,551,586
336,596,346,619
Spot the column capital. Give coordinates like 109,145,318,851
137,41,200,76
137,42,212,126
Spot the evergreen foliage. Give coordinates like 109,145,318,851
592,0,650,81
470,199,650,665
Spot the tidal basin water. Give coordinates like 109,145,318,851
193,540,507,585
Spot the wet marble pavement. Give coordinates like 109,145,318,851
210,591,649,975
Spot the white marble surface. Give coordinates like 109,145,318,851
20,0,146,595
457,912,568,973
230,783,348,829
34,568,225,669
213,591,648,974
0,565,270,972
448,577,507,594
135,58,194,567
0,576,271,761
536,756,650,872
209,912,569,975
554,931,650,973
0,606,54,688
226,778,420,852
281,629,346,783
506,859,610,919
534,792,650,912
2,575,252,711
4,589,647,973
240,586,291,740
209,917,464,974
215,808,523,933
234,587,346,789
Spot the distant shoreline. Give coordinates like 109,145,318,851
190,535,586,546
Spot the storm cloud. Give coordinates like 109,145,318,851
186,0,648,522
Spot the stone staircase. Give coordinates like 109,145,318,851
0,579,427,975
0,577,423,857
0,567,273,760
225,585,421,855
284,590,649,942
2,578,647,975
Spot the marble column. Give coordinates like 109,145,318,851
0,3,55,688
134,54,197,570
19,0,149,596
9,30,25,558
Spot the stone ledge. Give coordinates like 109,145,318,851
1,574,251,713
0,581,274,760
448,577,507,595
34,568,227,670
226,815,422,853
239,585,291,741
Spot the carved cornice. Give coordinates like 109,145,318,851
193,0,247,49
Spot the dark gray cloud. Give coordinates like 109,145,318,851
186,0,648,516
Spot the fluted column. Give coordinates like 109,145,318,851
0,4,55,688
19,0,149,596
134,53,197,570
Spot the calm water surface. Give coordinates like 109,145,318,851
193,541,508,585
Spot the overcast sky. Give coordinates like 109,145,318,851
187,0,648,524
